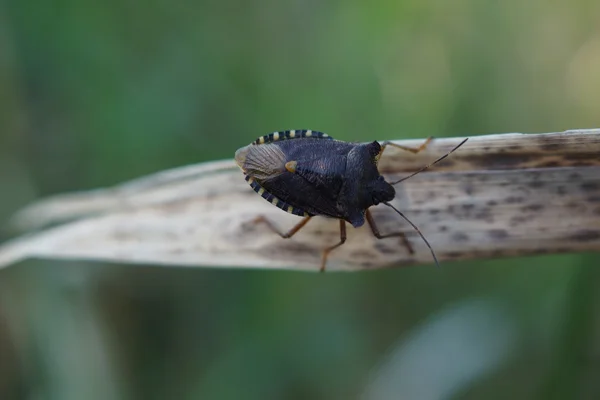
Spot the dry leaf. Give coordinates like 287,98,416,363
1,129,599,272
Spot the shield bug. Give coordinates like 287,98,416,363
235,130,467,271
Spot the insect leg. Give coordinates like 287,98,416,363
366,209,415,254
252,215,312,238
320,220,347,273
379,136,433,156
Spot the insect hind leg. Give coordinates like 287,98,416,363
252,215,343,272
379,136,433,156
252,215,312,238
320,220,347,273
366,209,414,255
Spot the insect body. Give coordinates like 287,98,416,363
235,130,467,271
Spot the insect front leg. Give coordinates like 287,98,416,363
251,215,312,238
379,136,433,157
365,209,414,255
320,220,347,273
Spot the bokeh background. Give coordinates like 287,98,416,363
1,1,600,399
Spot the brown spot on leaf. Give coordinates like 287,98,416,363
510,216,528,226
463,184,475,196
581,182,600,192
565,201,581,210
462,203,475,211
475,207,494,222
359,261,375,268
522,204,544,212
539,142,562,151
572,161,595,167
452,232,470,242
530,180,545,189
374,242,397,255
531,248,550,255
568,230,600,242
438,159,455,168
446,251,465,259
351,250,378,260
489,229,509,239
541,160,561,168
505,196,524,204
565,153,598,161
471,154,534,169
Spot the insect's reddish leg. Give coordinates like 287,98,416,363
379,136,433,156
366,209,415,254
320,220,346,273
252,215,312,238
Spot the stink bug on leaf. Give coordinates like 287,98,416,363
235,130,468,272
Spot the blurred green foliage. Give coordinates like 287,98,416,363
1,0,600,399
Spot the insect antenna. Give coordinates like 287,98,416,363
383,201,440,268
390,138,469,185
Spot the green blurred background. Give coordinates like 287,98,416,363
1,1,600,399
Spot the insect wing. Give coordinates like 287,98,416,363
235,143,286,181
